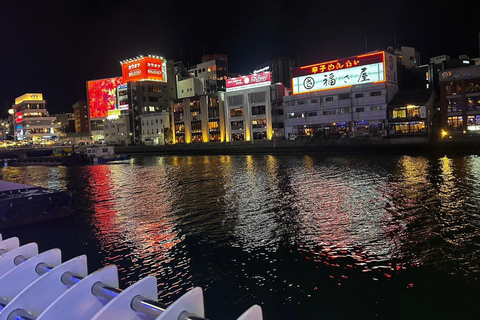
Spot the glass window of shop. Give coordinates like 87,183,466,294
253,132,267,140
252,119,266,129
466,81,480,93
231,133,244,141
209,121,219,131
231,121,244,130
230,108,243,117
394,122,425,134
445,82,462,95
447,99,463,112
447,116,463,130
467,115,480,131
467,97,480,111
252,105,266,115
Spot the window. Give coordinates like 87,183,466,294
311,99,318,103
297,100,306,105
340,107,350,114
447,116,463,130
393,109,406,118
371,106,382,111
252,105,266,115
323,110,336,115
355,93,364,98
370,91,382,96
308,112,317,117
230,108,243,117
149,96,159,102
447,98,463,112
228,95,243,106
325,97,334,101
355,107,365,112
249,92,266,103
338,93,350,100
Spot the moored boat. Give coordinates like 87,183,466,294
0,181,74,229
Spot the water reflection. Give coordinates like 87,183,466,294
2,154,480,319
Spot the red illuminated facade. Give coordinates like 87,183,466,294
87,77,124,119
120,56,166,83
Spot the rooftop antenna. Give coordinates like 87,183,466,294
393,22,397,50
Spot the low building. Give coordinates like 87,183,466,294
439,64,480,137
140,110,170,145
387,89,437,139
284,51,399,139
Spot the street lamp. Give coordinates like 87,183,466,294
8,108,14,139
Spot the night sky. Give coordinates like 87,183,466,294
1,0,479,115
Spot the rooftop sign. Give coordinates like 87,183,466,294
226,72,271,92
291,51,387,94
15,93,43,105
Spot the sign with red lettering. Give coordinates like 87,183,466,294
292,52,387,94
121,57,166,83
226,72,272,92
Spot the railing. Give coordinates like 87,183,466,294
0,234,262,320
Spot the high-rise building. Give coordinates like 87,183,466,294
72,100,89,133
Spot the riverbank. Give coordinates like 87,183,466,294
114,136,480,156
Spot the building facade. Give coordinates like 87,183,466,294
284,51,399,139
224,72,283,141
72,100,89,133
13,93,60,142
172,58,228,144
439,65,480,137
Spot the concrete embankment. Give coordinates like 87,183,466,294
114,137,480,156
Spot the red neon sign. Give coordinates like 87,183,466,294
292,51,385,78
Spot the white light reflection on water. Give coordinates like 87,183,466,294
2,154,480,319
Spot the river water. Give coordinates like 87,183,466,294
1,153,480,319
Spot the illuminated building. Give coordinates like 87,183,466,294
224,72,284,141
87,77,125,142
439,64,480,137
0,119,11,141
13,93,60,142
172,58,228,144
140,110,170,145
387,89,436,137
72,100,89,133
119,55,176,145
284,51,399,139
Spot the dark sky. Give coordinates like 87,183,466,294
1,0,479,115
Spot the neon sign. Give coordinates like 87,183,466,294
226,72,271,92
292,51,387,95
121,56,166,83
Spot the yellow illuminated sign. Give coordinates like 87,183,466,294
15,93,43,105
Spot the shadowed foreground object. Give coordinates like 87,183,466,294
0,234,262,320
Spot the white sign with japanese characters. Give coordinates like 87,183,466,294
292,62,384,94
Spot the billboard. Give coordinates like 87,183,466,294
87,77,124,119
292,51,386,95
226,72,271,92
121,56,166,83
15,93,43,105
